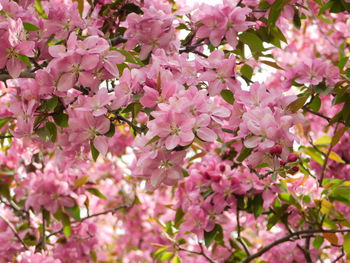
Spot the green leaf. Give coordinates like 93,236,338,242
104,123,115,137
251,194,264,218
160,252,173,261
115,49,143,65
145,135,160,146
338,57,349,69
90,140,99,162
181,168,190,178
318,1,334,14
344,233,350,256
154,247,169,259
45,97,59,111
292,8,301,29
16,54,31,67
46,121,57,142
220,90,234,104
0,118,12,130
236,146,253,162
308,96,321,112
287,96,308,113
34,0,48,18
86,187,107,200
204,224,223,248
268,0,290,26
43,209,51,227
239,32,264,55
74,176,89,188
240,64,253,80
36,125,51,142
23,22,40,32
65,205,81,222
331,126,346,147
174,207,185,228
314,136,332,145
329,0,350,13
0,180,10,200
260,60,284,70
61,212,71,237
53,113,68,128
313,235,324,249
171,255,182,263
73,0,84,16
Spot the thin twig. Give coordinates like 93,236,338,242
236,207,250,256
110,114,146,134
302,106,331,122
41,208,46,250
332,248,345,263
319,122,340,186
0,134,13,139
0,213,28,250
306,1,345,57
198,242,217,263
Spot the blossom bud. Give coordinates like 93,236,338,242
290,166,299,174
210,174,221,182
287,153,298,163
280,160,286,166
219,164,226,173
269,145,282,156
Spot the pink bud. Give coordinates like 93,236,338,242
219,164,226,173
269,145,282,156
287,153,298,163
290,166,299,174
210,174,221,182
280,160,286,166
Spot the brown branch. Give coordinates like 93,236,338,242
236,207,250,256
0,134,13,139
302,106,331,122
319,122,340,186
110,114,146,134
241,228,350,263
0,213,28,250
0,72,35,81
306,1,345,57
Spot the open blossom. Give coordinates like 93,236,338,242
0,0,347,262
200,50,239,95
195,2,254,47
148,110,195,150
75,88,111,116
142,150,186,190
25,171,74,213
68,112,110,155
125,5,177,59
0,18,35,78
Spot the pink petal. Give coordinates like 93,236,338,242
57,72,76,91
93,136,108,156
165,135,180,150
244,136,260,148
7,57,24,78
197,127,217,142
81,54,99,71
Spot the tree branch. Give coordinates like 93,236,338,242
241,228,350,263
0,72,35,81
0,213,28,250
319,122,340,186
236,207,250,256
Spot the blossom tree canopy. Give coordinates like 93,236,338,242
1,0,350,262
